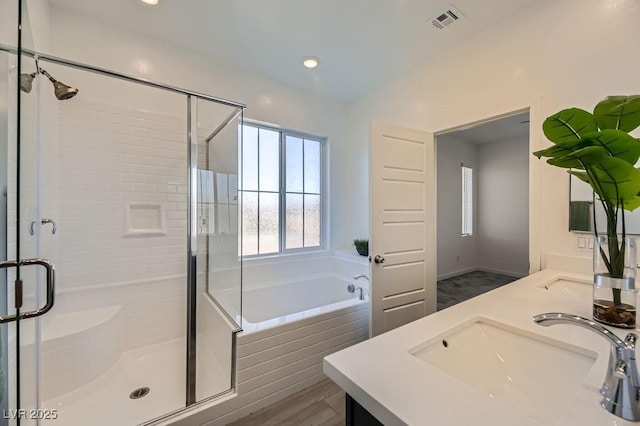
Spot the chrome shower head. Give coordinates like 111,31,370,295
20,72,37,93
39,68,79,100
52,80,79,100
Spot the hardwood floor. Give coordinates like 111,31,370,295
229,379,346,426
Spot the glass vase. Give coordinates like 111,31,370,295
593,236,637,329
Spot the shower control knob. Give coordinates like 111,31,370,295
374,255,385,264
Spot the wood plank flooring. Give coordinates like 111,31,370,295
229,378,345,426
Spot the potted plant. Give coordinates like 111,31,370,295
354,239,369,257
534,95,640,328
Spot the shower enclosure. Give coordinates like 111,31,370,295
0,2,244,424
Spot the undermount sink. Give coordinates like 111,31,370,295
409,319,597,424
538,278,592,297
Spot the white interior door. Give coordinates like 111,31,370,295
369,121,436,337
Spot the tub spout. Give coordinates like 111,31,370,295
353,274,369,282
347,283,365,301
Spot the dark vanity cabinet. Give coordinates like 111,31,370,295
346,394,385,426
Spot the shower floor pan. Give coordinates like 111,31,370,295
40,336,228,425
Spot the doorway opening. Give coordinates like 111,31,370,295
436,111,530,310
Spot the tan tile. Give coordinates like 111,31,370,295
324,390,346,416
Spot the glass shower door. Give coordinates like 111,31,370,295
2,2,246,423
1,2,58,425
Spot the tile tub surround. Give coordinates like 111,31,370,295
324,270,637,426
166,287,369,425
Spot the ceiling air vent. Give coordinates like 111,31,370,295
430,5,464,30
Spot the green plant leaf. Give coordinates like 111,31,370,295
591,157,640,205
547,146,606,169
593,96,640,132
543,108,598,144
569,170,589,183
533,138,586,160
623,195,640,212
581,129,640,165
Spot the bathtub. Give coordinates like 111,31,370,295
203,273,369,424
239,275,367,333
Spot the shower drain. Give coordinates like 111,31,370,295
129,387,150,400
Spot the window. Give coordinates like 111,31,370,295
461,165,473,236
240,123,324,256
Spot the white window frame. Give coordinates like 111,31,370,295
240,120,328,258
461,164,473,237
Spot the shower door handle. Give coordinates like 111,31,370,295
0,258,56,323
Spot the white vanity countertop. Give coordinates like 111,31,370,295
323,269,639,426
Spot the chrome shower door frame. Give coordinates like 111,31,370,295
2,37,245,424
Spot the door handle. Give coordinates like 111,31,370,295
0,258,56,323
374,255,385,264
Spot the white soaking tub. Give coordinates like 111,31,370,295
240,275,366,333
209,273,369,423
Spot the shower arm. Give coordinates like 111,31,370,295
38,67,57,83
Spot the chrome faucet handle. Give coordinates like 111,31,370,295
346,283,366,301
603,358,640,421
353,274,369,282
626,333,638,350
625,334,640,389
534,312,640,422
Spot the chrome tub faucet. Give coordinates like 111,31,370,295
534,312,640,422
348,274,369,300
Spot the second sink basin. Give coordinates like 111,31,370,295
409,318,597,424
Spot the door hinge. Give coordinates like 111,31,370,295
14,279,23,309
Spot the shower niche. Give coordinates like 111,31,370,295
125,203,168,237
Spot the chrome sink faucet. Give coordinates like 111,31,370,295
534,312,640,422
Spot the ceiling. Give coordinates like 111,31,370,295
49,0,537,102
449,112,530,144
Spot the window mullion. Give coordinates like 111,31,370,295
280,131,286,253
256,129,261,253
302,138,306,248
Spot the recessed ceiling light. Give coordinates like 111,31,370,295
140,0,158,5
302,56,320,69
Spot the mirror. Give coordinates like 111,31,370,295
569,129,640,234
570,175,640,234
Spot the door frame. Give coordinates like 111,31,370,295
430,97,543,282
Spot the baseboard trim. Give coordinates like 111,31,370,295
477,267,527,279
437,267,477,281
437,267,527,281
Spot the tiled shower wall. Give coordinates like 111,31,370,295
51,98,189,287
42,98,190,349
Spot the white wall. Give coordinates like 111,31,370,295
477,138,529,276
436,135,478,279
0,0,17,46
342,0,640,265
45,7,348,252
